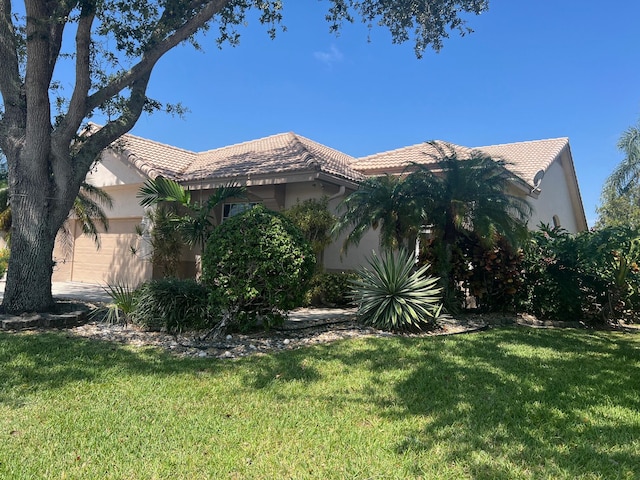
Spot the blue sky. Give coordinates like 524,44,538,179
127,0,640,227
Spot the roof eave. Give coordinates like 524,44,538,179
180,169,362,191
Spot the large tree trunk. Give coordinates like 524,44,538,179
2,144,74,313
3,214,58,313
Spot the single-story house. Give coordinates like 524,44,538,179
52,130,587,286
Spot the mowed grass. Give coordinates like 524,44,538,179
1,327,639,479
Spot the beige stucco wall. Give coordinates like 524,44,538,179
528,159,581,233
88,150,147,187
283,182,377,271
56,151,151,285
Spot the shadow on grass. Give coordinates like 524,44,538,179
386,328,640,478
244,327,640,478
2,325,639,478
0,331,220,406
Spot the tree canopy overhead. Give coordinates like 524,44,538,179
0,0,489,312
596,120,640,229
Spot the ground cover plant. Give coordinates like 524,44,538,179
1,327,638,479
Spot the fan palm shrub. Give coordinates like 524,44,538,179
92,283,138,325
351,249,442,332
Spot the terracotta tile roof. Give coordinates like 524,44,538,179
182,132,365,183
106,125,569,192
113,132,197,180
353,137,570,189
473,138,570,188
107,130,364,184
352,140,474,174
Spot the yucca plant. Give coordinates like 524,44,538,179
351,249,442,332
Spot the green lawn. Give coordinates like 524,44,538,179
1,327,639,479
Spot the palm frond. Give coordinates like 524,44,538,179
137,177,191,207
610,123,640,194
80,182,114,209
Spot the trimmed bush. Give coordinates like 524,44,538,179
304,271,358,307
351,249,442,332
202,205,315,329
129,278,211,332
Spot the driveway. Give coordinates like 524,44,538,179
0,281,111,304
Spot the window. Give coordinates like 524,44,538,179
223,202,259,220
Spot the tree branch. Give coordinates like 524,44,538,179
0,0,23,124
75,71,153,183
86,0,228,114
53,1,95,147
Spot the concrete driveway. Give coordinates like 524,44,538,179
0,281,111,304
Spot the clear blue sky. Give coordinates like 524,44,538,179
127,0,640,227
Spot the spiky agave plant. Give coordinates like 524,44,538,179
351,249,442,332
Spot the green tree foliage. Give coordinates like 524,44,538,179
517,224,640,323
607,121,640,195
285,196,336,265
202,205,315,330
597,121,640,229
0,0,489,312
596,181,640,229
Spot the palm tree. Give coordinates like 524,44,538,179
137,176,246,252
408,142,532,306
608,122,640,195
410,143,532,248
333,174,423,252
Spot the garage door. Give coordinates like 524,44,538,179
70,219,151,286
